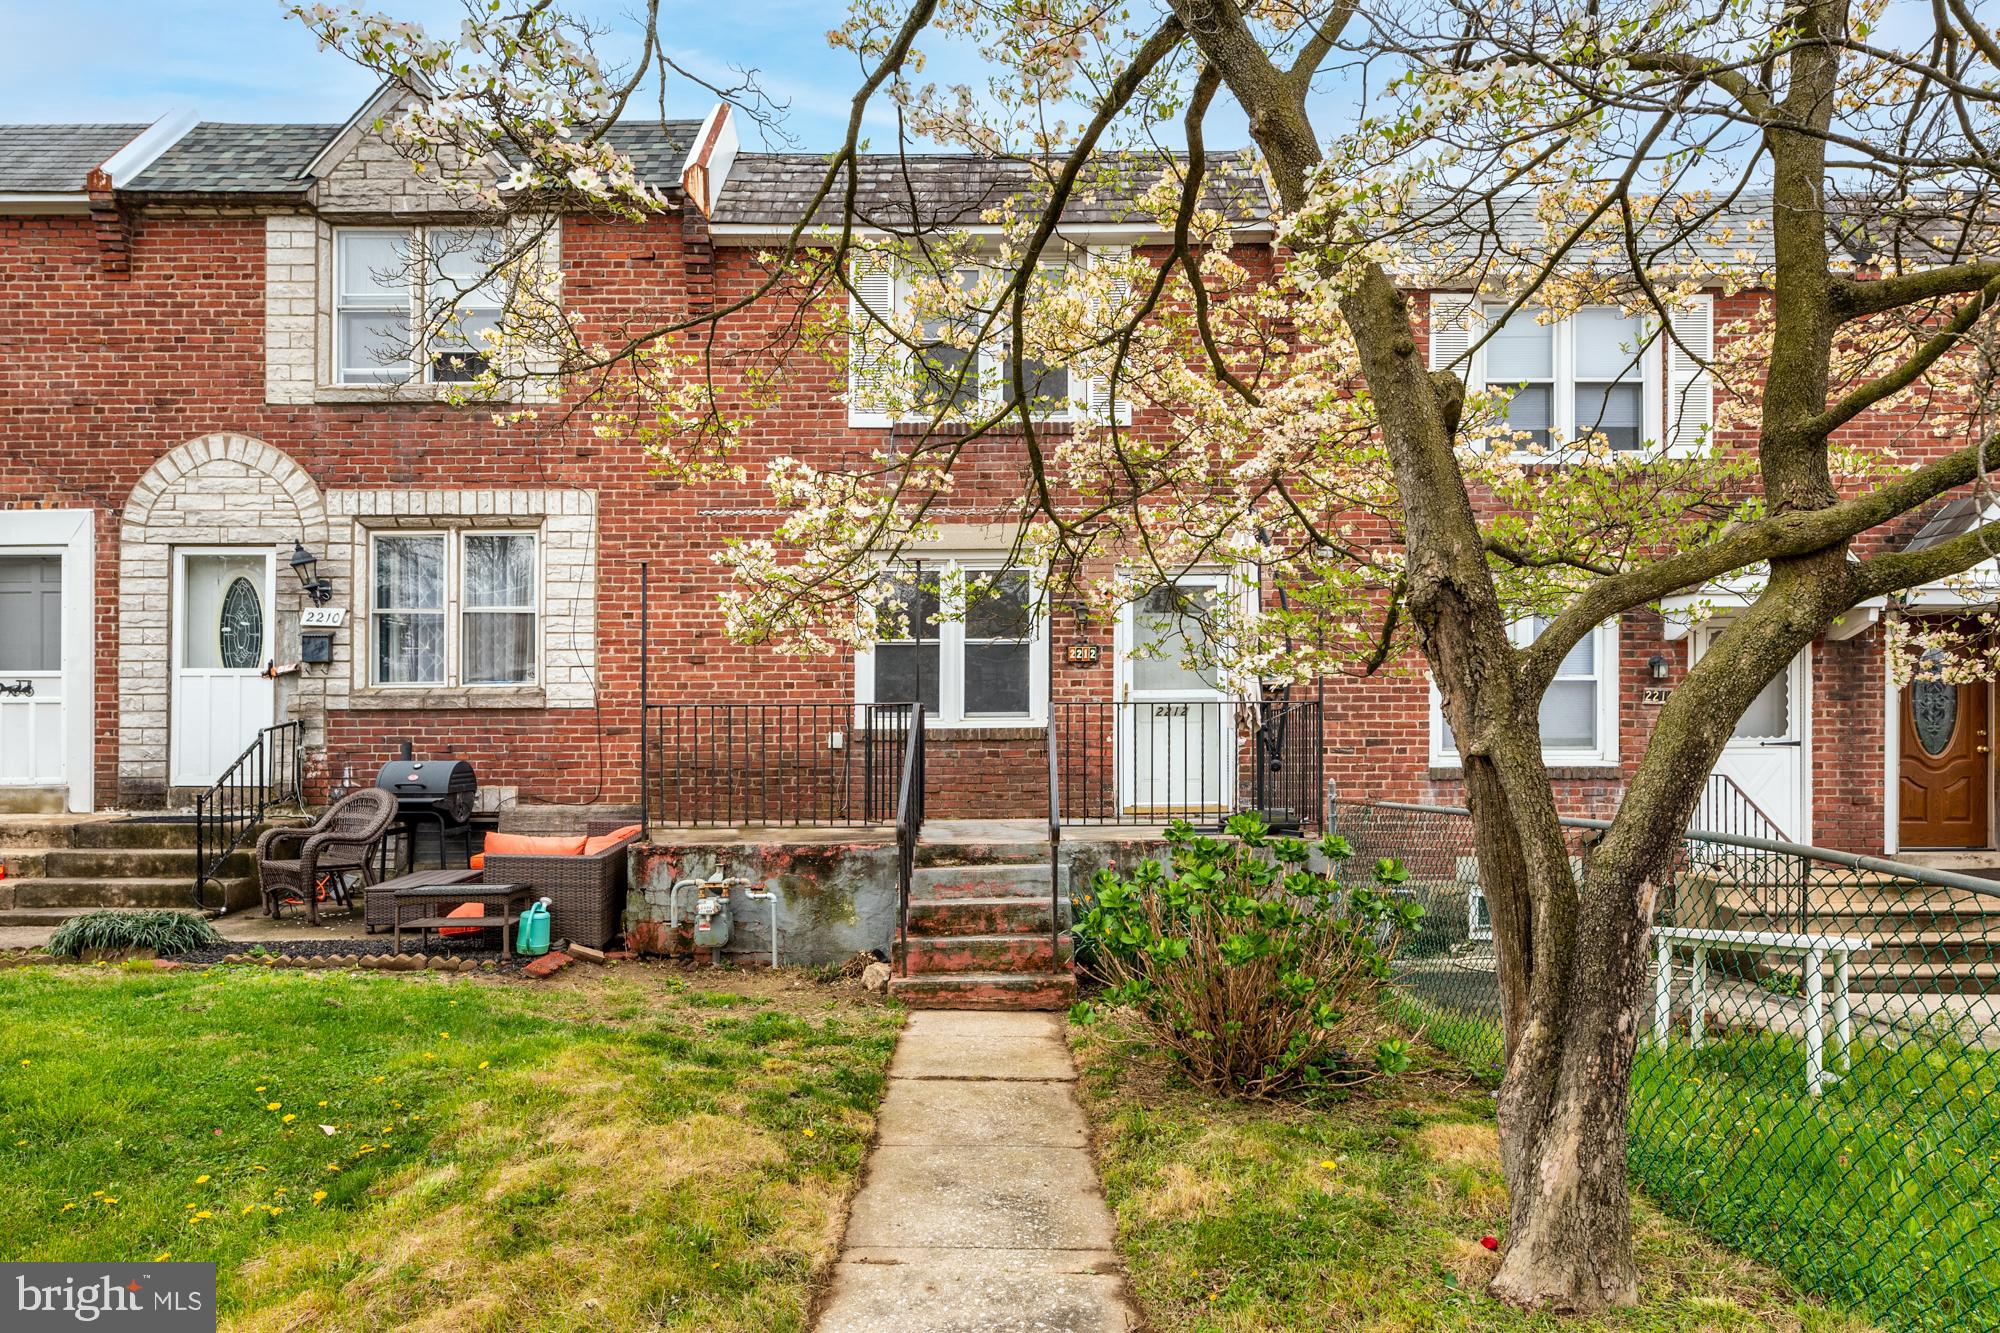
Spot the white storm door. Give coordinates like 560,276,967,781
1119,574,1233,818
1695,628,1809,842
0,554,65,787
170,549,276,788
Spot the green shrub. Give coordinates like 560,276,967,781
46,909,224,959
1071,814,1422,1096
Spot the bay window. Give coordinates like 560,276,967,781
1432,616,1620,766
371,529,539,688
860,563,1046,723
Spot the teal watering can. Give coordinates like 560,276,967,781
516,898,553,956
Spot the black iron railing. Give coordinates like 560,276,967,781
895,705,927,977
1045,711,1062,966
641,702,915,827
1052,699,1323,830
193,721,304,910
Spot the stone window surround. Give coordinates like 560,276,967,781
327,489,598,713
265,214,561,408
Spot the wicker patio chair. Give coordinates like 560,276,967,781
256,788,398,925
479,820,640,949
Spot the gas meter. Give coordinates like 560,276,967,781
693,891,734,948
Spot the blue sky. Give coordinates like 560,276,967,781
0,0,1265,149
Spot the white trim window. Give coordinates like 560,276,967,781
334,226,508,386
856,562,1048,724
1428,294,1715,457
1431,617,1620,766
848,249,1123,427
370,529,539,687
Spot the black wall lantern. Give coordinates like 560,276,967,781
1648,653,1671,681
290,541,333,606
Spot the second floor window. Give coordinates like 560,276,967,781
1481,304,1648,452
335,226,507,386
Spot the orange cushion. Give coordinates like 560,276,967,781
482,832,588,858
439,902,485,937
468,853,486,870
582,824,643,855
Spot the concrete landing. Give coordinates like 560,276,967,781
816,1011,1136,1333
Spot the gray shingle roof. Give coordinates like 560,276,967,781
1392,192,1782,284
124,123,336,194
1904,496,1988,553
600,120,705,188
0,124,146,191
709,151,1274,229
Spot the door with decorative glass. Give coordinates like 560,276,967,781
1118,574,1233,819
1694,628,1809,843
1899,636,1992,848
170,549,276,787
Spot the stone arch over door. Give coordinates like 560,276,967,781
119,434,326,805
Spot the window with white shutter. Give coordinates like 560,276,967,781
1428,293,1478,371
847,254,897,427
1080,246,1133,425
1664,294,1715,455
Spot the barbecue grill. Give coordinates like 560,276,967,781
375,744,477,869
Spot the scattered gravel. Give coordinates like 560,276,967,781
169,936,527,972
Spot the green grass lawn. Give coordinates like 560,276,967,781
1070,1015,1875,1333
0,962,899,1331
1403,994,2000,1333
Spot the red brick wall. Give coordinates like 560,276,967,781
0,207,1961,849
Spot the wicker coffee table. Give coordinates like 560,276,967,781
364,867,482,934
392,882,534,959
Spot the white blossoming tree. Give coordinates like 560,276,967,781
295,0,2000,1309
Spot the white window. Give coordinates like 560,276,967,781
1429,295,1715,458
370,529,539,688
857,563,1047,724
1430,617,1620,766
334,226,508,386
849,251,1113,426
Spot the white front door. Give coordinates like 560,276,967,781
0,554,65,788
170,548,276,788
1695,629,1810,842
1119,574,1233,818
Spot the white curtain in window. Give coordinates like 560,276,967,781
374,534,445,683
337,230,413,384
462,533,536,684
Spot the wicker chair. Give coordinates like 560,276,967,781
479,819,640,949
256,788,398,925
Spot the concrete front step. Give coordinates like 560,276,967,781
70,818,210,850
888,971,1077,1010
5,875,258,911
34,847,252,880
907,896,1062,936
897,933,1071,975
910,863,1054,901
914,840,1050,869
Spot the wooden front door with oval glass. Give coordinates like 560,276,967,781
1899,657,1991,849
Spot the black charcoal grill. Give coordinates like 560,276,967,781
376,743,477,869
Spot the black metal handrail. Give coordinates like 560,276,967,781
1045,711,1061,970
1053,699,1324,830
895,705,927,977
641,702,914,827
193,721,304,911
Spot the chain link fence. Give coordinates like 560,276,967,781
1331,798,2000,1333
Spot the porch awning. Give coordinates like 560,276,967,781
1897,495,2000,609
1657,561,1885,640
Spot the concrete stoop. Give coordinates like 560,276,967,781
0,814,262,924
888,857,1076,1012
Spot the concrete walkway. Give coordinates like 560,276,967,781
816,1010,1137,1333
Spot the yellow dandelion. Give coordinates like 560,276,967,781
281,1114,297,1124
312,1190,327,1203
266,1102,281,1111
318,1100,329,1107
439,1031,450,1038
194,1174,210,1185
60,1204,75,1212
153,1252,169,1262
13,1139,26,1147
193,1210,212,1221
255,1085,266,1092
251,1165,267,1172
184,1203,196,1211
1319,1160,1337,1169
478,1061,490,1070
803,1128,815,1138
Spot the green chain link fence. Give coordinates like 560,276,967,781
1330,795,2000,1333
